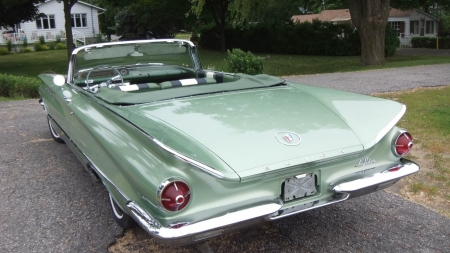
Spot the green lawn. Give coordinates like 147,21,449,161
1,49,449,78
377,86,450,217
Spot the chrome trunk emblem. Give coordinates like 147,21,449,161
276,131,301,146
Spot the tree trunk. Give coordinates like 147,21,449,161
209,0,228,53
218,23,226,52
61,0,77,61
348,0,390,66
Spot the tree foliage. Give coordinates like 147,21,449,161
296,0,348,13
98,0,193,39
0,0,44,28
228,0,304,26
190,0,231,52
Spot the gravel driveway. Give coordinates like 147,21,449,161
1,64,450,253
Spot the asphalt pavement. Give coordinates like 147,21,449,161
1,64,450,253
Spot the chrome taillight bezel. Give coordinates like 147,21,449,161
392,130,413,157
157,178,191,212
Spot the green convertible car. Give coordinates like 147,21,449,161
39,39,419,246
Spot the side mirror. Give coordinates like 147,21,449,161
53,75,66,87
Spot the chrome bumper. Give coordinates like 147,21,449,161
269,159,419,220
127,200,282,246
127,159,419,245
331,159,419,197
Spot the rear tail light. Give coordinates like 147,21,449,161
157,179,191,212
392,131,413,157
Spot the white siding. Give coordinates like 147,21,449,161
409,10,438,37
20,0,102,40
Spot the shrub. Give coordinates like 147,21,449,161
385,25,398,57
190,28,199,43
0,73,41,98
41,44,50,51
23,37,28,48
226,48,264,75
34,43,43,51
39,35,45,45
55,35,61,43
200,21,361,56
200,22,398,56
6,39,12,52
23,47,32,53
56,42,67,50
47,42,56,50
411,37,450,49
0,47,9,55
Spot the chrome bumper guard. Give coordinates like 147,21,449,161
332,159,419,197
127,159,419,245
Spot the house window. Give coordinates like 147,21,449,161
71,14,87,28
390,21,403,36
426,20,434,34
36,15,56,30
410,21,419,34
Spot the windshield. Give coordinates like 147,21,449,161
74,41,194,73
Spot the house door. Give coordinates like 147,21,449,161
420,19,425,36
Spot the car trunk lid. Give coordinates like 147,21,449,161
125,87,364,179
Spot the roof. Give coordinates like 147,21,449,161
389,8,413,17
37,0,106,11
292,9,351,23
292,8,439,23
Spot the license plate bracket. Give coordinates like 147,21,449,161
282,173,317,202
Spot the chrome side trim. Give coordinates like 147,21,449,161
152,139,224,179
332,159,419,194
127,200,281,243
62,84,228,180
47,115,131,202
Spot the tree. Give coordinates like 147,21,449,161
190,0,230,52
229,0,308,26
98,0,193,40
0,0,44,28
348,0,391,66
56,0,78,60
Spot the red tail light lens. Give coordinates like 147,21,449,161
158,179,191,212
393,131,413,157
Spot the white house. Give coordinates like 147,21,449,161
1,0,105,45
388,8,439,47
292,8,439,47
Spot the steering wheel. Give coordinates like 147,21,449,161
85,65,124,93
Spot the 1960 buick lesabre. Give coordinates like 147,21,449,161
38,39,419,246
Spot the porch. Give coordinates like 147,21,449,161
1,30,86,46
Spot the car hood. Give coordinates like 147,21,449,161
115,85,405,180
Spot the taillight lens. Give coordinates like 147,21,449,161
158,179,191,212
393,131,413,157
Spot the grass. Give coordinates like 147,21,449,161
174,32,192,40
201,50,450,76
377,86,450,216
0,96,26,102
1,49,449,78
